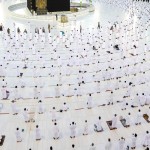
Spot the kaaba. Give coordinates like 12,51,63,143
27,0,70,14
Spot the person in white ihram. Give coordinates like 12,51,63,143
70,122,76,138
53,122,60,140
83,120,88,135
143,131,150,147
15,128,22,142
35,125,42,140
111,114,117,129
11,100,19,115
94,116,103,132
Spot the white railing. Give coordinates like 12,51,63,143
7,2,94,22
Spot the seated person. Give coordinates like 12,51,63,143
0,135,5,146
94,116,103,132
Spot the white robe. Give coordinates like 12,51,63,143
95,120,102,131
62,104,69,111
19,78,26,88
51,110,56,121
38,103,44,113
121,100,127,110
118,139,125,150
53,125,59,139
11,103,19,114
36,128,41,140
15,130,22,142
34,88,39,98
125,115,131,126
32,45,36,55
89,146,96,150
131,135,137,148
87,96,92,108
112,116,117,128
70,124,76,137
135,111,142,124
139,95,146,106
105,142,112,150
1,88,6,99
23,111,29,122
55,86,60,97
143,133,150,146
145,95,150,105
0,66,5,77
13,88,19,100
83,122,88,135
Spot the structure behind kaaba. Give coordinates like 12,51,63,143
47,0,70,12
27,0,70,14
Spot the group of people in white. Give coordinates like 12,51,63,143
15,123,150,149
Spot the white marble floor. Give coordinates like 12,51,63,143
0,0,150,150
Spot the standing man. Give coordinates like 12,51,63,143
80,25,82,34
111,114,117,129
56,14,58,21
143,131,150,147
48,24,51,32
53,122,60,140
105,138,112,150
83,120,88,135
97,22,100,29
87,94,93,109
0,23,3,36
15,128,22,142
11,100,19,115
35,125,42,141
70,122,76,138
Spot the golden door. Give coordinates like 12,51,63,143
36,0,47,9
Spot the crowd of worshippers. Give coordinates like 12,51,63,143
14,132,150,150
133,0,150,2
0,19,150,101
13,101,150,150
